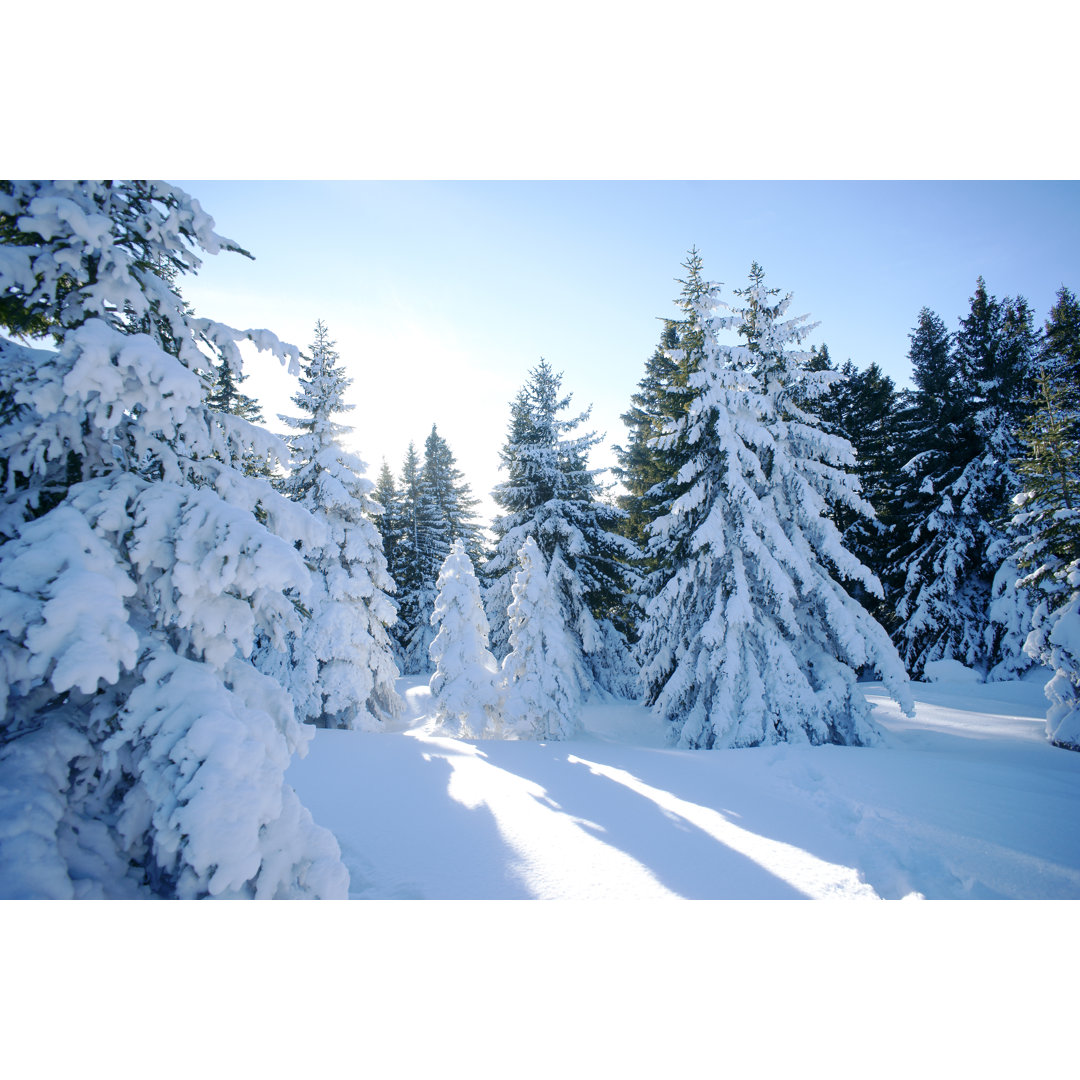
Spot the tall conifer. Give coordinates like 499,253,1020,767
636,262,911,748
269,320,402,729
487,361,639,696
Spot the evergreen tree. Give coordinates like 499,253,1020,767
614,249,709,629
269,321,402,730
636,262,912,748
812,349,900,622
981,296,1044,678
207,351,265,422
389,427,481,675
391,441,428,673
206,352,276,479
373,457,405,585
500,537,585,741
421,424,483,565
890,282,1038,677
1011,287,1080,748
486,360,639,697
0,181,347,898
429,539,502,738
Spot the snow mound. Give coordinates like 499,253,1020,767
922,659,982,684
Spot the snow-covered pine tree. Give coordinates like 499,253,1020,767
205,351,277,479
403,425,484,672
388,441,425,671
982,296,1044,679
890,282,1038,678
500,536,586,740
1012,287,1080,749
421,424,484,566
373,457,405,579
271,320,402,730
0,180,347,898
636,262,912,749
486,360,640,697
810,348,900,625
428,539,502,738
882,308,963,644
615,249,709,553
389,428,481,674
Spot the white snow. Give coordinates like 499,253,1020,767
922,658,982,684
287,669,1080,900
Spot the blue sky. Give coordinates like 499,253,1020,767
177,180,1080,525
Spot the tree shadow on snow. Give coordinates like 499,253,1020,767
288,731,537,899
464,739,828,899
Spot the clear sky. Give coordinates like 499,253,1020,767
175,180,1080,528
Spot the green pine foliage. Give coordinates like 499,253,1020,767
1010,286,1080,749
613,248,709,631
206,353,276,480
810,346,900,623
1014,287,1080,584
373,458,405,574
888,281,1039,677
487,359,640,696
379,428,482,674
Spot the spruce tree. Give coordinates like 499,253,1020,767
636,262,912,748
429,539,502,738
373,458,405,585
1011,287,1080,748
500,537,585,741
982,296,1044,678
270,320,402,730
422,424,483,564
486,360,639,697
812,350,900,622
890,282,1038,677
206,352,265,423
206,352,277,479
614,248,709,630
0,181,347,898
391,441,428,673
390,427,482,675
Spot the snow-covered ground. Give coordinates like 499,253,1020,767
288,670,1080,900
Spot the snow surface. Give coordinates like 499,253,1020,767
287,669,1080,900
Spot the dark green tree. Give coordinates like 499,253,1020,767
613,248,710,634
889,282,1039,677
811,350,900,623
1014,287,1080,585
373,458,405,576
1010,286,1080,748
392,441,428,673
487,360,640,696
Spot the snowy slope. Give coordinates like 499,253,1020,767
287,671,1080,900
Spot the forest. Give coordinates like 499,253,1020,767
0,180,1077,900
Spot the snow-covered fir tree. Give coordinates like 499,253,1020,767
422,424,484,564
487,360,639,697
500,537,586,740
206,350,276,479
981,297,1044,679
389,428,481,675
0,181,348,898
636,262,913,749
268,320,402,730
889,282,1038,678
883,308,965,648
428,539,502,738
1012,287,1080,749
806,347,900,624
615,248,710,575
373,457,405,577
386,441,423,669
